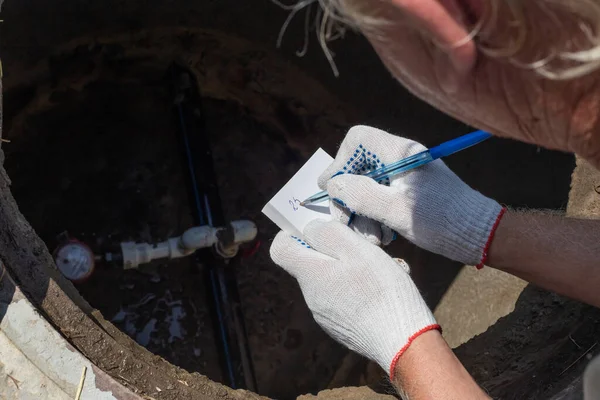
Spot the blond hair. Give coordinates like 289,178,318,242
272,0,600,80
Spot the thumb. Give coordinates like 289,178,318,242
327,174,399,227
318,166,344,192
270,231,333,280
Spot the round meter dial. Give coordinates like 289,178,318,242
54,241,95,282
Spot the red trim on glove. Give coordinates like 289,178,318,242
476,207,507,270
389,324,442,378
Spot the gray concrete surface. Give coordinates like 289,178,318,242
299,386,395,400
0,262,142,400
434,266,528,348
568,157,600,217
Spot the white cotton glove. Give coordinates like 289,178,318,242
319,125,505,267
270,220,439,375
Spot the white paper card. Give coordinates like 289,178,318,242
262,148,333,237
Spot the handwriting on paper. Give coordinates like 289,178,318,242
262,148,333,237
289,197,301,211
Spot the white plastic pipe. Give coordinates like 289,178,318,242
121,220,257,269
215,220,258,258
180,226,220,251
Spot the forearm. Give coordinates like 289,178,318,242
392,330,489,400
488,210,600,307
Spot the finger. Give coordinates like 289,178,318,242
333,196,396,246
381,226,396,246
319,125,402,187
350,215,387,246
327,174,400,227
393,258,411,274
330,200,388,246
318,126,427,189
270,231,333,280
303,219,365,260
330,199,354,226
389,0,477,76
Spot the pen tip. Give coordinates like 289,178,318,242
299,201,306,207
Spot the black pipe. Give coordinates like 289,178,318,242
168,64,257,391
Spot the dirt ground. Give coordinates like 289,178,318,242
0,27,587,399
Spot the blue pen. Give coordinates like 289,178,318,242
300,130,492,206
